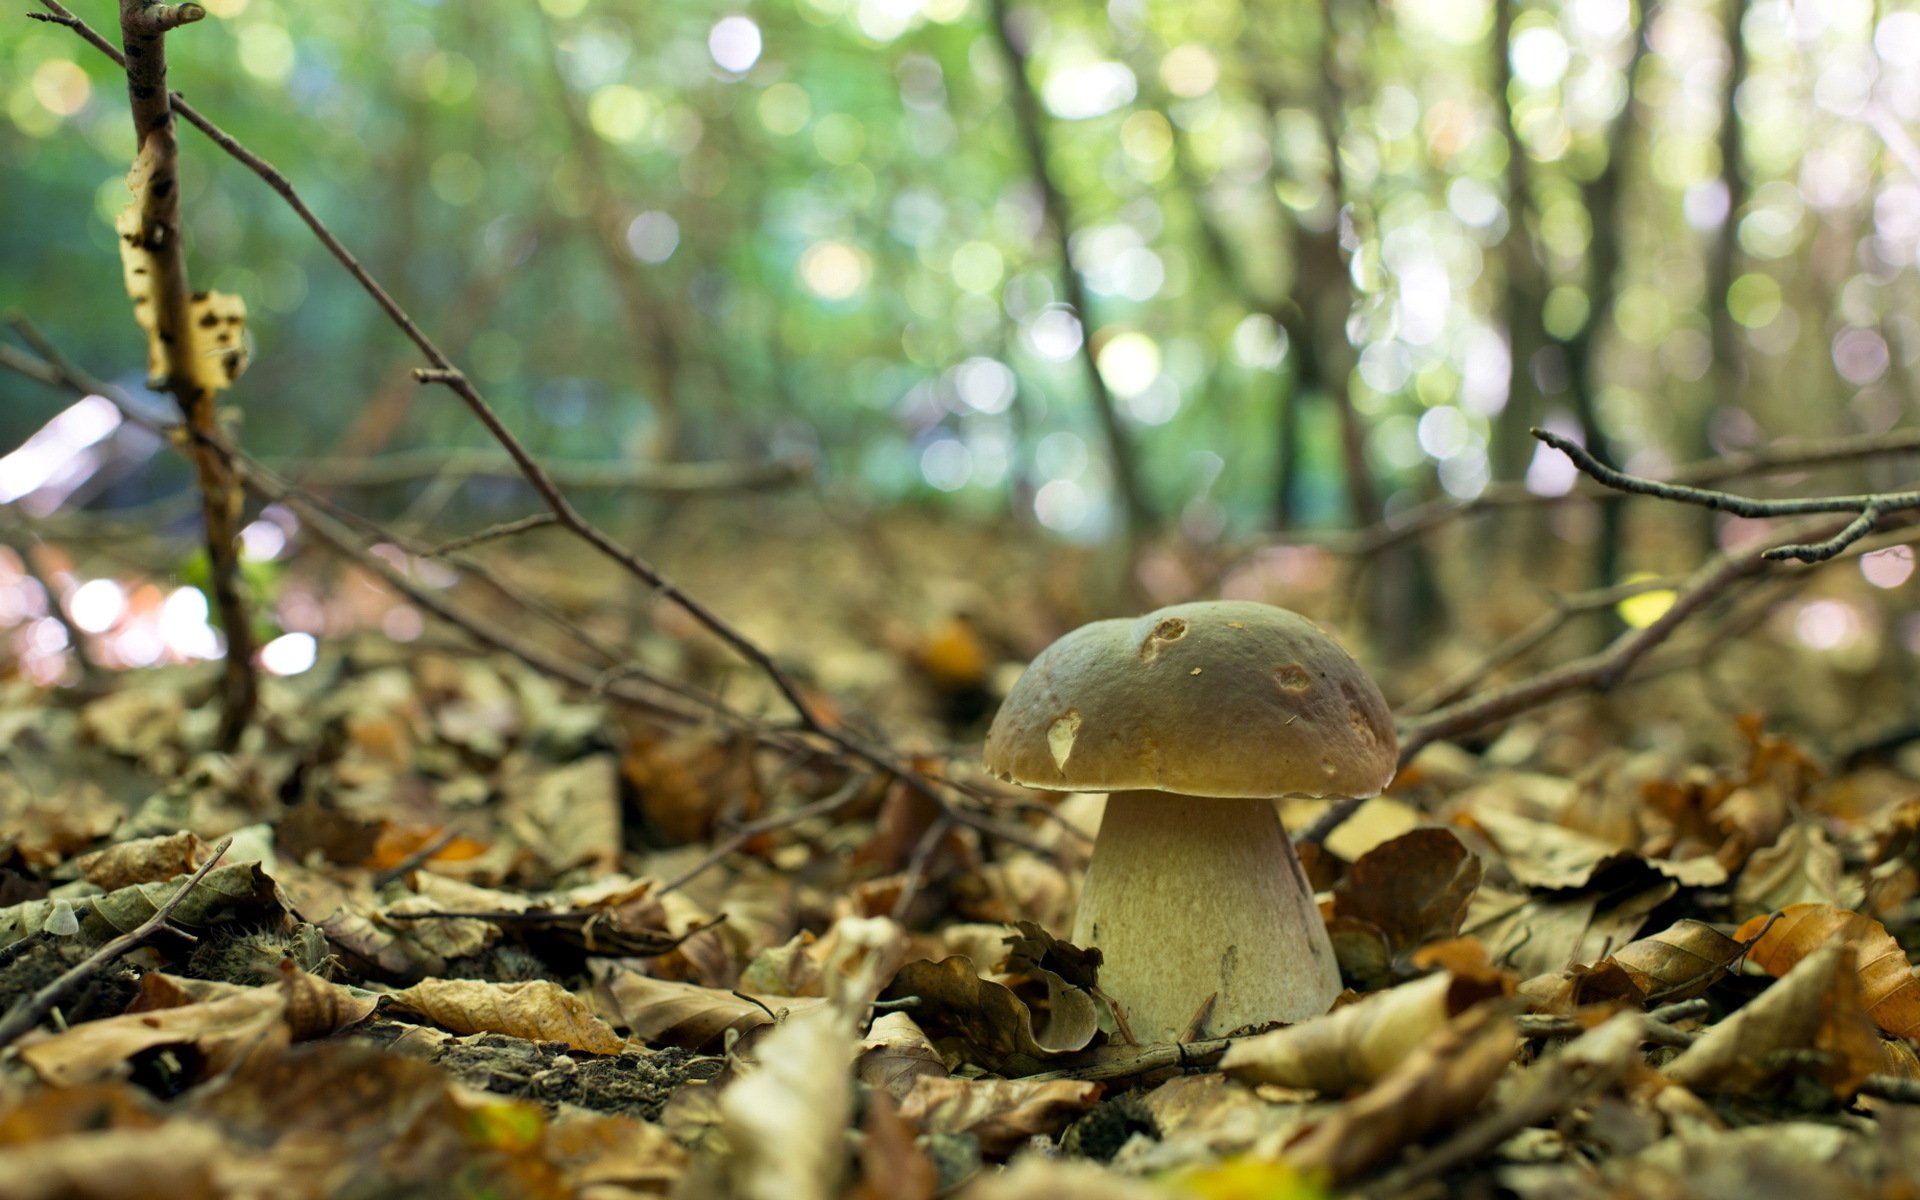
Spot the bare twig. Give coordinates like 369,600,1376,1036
421,514,558,557
1296,426,1920,558
110,0,256,745
657,775,872,896
28,1,1047,857
1534,428,1920,562
0,836,233,1050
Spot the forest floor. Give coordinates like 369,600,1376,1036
4,512,1920,1200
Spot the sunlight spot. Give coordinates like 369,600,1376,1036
920,438,972,491
31,60,90,117
708,16,763,73
799,239,869,300
240,519,287,562
0,396,121,504
1041,61,1135,120
1034,479,1089,532
68,579,125,635
1025,307,1083,361
953,358,1016,414
1160,45,1219,98
160,587,221,660
1794,599,1863,651
588,84,651,142
1616,575,1677,629
1096,332,1161,399
626,211,680,263
1511,25,1569,89
1862,546,1915,589
261,632,318,675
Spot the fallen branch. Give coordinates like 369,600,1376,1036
1534,427,1920,562
1302,426,1920,558
0,836,232,1050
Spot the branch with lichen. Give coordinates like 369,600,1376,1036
112,0,257,747
1533,427,1920,562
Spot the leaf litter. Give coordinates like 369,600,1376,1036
7,612,1920,1200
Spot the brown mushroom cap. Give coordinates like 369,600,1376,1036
984,600,1397,799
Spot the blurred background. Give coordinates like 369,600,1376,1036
3,0,1919,758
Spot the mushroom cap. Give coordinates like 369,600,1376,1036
984,600,1397,799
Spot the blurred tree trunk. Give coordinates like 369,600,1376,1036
1698,0,1750,549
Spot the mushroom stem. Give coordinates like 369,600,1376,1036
1073,790,1341,1042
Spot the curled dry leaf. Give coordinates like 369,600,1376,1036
1282,1001,1519,1186
590,964,822,1050
882,956,1099,1076
1663,941,1882,1096
388,978,626,1056
897,1075,1102,1156
1733,823,1858,919
1220,970,1509,1095
1736,903,1920,1040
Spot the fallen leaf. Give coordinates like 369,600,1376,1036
1221,970,1509,1094
898,1075,1102,1156
389,978,627,1055
591,965,821,1049
1663,942,1882,1096
1736,903,1920,1040
882,956,1099,1076
1282,1001,1518,1185
1604,919,1748,1004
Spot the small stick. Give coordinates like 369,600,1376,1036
0,836,233,1050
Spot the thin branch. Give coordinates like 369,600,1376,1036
421,514,558,557
29,2,1048,857
111,0,256,745
0,836,232,1050
657,775,872,896
1535,427,1920,561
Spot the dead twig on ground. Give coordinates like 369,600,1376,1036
0,836,233,1050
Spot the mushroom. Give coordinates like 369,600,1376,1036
983,600,1396,1042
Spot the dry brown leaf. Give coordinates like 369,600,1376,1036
953,1156,1163,1200
591,965,821,1049
1282,1002,1518,1186
1736,903,1920,1040
0,1122,229,1200
1605,919,1748,1004
1220,970,1508,1094
1663,941,1882,1096
389,978,626,1055
544,1108,688,1197
882,956,1098,1076
857,1012,949,1101
702,1005,857,1200
898,1075,1102,1156
1331,828,1483,955
18,972,354,1088
71,831,211,890
1734,823,1858,918
851,1090,941,1200
501,753,622,875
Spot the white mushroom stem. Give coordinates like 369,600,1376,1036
1073,790,1342,1042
